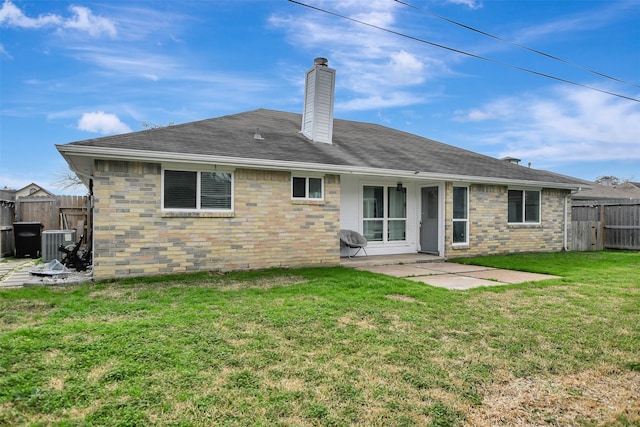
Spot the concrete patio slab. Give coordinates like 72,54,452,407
413,262,494,274
355,264,438,277
406,274,507,290
463,269,560,284
403,266,453,276
346,256,561,290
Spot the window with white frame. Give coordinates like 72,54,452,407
452,186,468,244
292,176,323,200
508,189,540,223
362,185,406,242
163,169,232,211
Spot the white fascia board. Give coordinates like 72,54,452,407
56,145,584,190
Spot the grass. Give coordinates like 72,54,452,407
1,251,638,426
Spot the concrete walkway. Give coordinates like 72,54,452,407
343,254,560,290
0,258,93,288
0,259,36,288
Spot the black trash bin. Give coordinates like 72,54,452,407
13,222,44,258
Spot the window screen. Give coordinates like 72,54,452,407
509,189,540,223
164,170,197,209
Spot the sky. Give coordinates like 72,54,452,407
1,0,639,195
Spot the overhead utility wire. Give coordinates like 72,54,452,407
394,0,640,90
287,0,640,103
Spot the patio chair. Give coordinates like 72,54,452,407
339,229,368,258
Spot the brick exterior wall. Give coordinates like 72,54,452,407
92,160,341,279
444,183,570,257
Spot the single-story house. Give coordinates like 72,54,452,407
15,183,55,199
57,58,588,279
573,182,640,202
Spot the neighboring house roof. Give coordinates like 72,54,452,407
15,183,55,198
57,109,586,190
573,182,640,200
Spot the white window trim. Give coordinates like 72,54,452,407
161,165,234,212
452,185,469,246
291,174,325,200
507,187,541,225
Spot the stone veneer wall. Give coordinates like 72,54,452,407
92,160,341,279
444,183,570,257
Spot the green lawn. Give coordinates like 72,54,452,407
1,251,638,426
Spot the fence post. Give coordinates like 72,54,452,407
599,204,606,250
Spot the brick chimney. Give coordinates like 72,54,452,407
301,58,335,144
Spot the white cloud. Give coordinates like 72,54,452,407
66,45,273,92
0,0,62,28
105,5,186,42
454,86,640,165
445,0,483,10
388,51,425,85
337,92,425,111
78,111,131,134
143,74,159,82
69,46,175,79
270,3,450,112
0,42,11,59
63,5,116,38
453,99,516,122
0,0,116,38
453,108,497,122
512,1,636,45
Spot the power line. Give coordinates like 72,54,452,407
287,0,640,103
394,0,640,90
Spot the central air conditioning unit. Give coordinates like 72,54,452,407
41,230,76,262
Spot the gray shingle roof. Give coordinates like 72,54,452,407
60,108,586,186
573,182,640,200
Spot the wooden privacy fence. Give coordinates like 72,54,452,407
572,200,640,251
1,191,15,257
16,195,91,238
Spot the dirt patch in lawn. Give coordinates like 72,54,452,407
466,366,640,425
0,300,56,330
385,294,419,303
216,275,307,291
